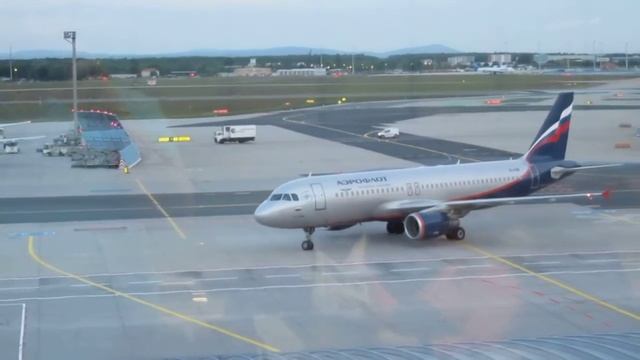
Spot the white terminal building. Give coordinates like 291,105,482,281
273,68,327,77
447,55,475,66
488,53,512,64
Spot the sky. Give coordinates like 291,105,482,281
1,0,639,55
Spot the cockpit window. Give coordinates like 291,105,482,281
271,193,298,201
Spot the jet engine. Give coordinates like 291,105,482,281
403,211,456,239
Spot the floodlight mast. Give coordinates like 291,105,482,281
8,46,12,81
64,31,78,135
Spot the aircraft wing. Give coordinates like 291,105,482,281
442,191,608,214
0,135,46,143
0,121,32,128
376,190,608,219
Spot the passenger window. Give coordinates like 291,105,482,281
291,193,299,201
270,194,282,201
283,194,291,201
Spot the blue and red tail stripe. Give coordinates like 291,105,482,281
524,92,573,163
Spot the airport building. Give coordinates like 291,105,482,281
140,68,160,78
488,53,512,64
232,67,272,77
168,70,198,78
109,73,137,79
447,55,475,66
232,58,273,77
273,68,327,77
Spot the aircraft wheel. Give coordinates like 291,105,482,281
446,227,466,241
301,240,314,251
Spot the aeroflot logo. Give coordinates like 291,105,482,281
337,176,388,186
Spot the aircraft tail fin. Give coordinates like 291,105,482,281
524,92,573,163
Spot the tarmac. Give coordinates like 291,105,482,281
0,81,639,359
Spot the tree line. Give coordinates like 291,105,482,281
1,53,635,81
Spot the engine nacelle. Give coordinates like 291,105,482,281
404,211,453,239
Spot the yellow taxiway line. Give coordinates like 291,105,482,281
463,243,640,321
27,236,281,353
135,179,188,240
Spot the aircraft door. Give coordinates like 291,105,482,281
310,183,326,210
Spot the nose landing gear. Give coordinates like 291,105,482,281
301,227,315,251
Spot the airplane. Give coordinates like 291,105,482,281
254,92,613,250
0,121,45,154
477,65,515,74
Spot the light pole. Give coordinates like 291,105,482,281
625,42,629,71
8,46,12,81
352,53,355,75
592,40,597,72
64,31,78,135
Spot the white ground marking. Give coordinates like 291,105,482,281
0,303,26,360
2,267,638,303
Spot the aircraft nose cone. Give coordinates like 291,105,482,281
254,202,274,226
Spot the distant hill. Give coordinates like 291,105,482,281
1,49,109,59
377,44,460,56
166,47,346,57
0,44,460,60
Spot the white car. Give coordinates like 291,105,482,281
377,127,400,139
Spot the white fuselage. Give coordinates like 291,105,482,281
255,158,534,229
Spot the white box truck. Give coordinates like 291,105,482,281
214,125,256,144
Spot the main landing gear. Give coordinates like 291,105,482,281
386,221,405,235
445,226,466,241
301,227,315,251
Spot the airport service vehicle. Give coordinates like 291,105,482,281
255,92,613,250
0,121,45,153
377,127,400,139
41,143,68,156
39,131,84,156
214,125,256,144
2,141,19,154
